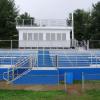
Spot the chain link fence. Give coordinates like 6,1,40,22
89,40,100,49
82,73,100,91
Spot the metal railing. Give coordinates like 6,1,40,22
89,40,100,49
1,53,100,68
0,40,87,50
0,40,75,49
0,40,100,69
3,55,34,82
82,72,100,91
16,19,72,27
0,40,99,50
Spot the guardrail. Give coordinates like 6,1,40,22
0,40,87,49
16,19,72,27
1,53,100,68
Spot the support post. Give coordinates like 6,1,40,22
72,12,74,40
87,40,89,50
11,40,14,80
56,55,59,86
55,55,58,68
23,19,24,26
82,72,85,92
64,72,67,92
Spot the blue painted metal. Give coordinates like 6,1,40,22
65,72,73,84
13,70,59,85
37,50,53,67
0,50,100,84
0,68,8,80
59,68,100,81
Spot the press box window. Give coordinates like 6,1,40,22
51,33,55,41
28,33,32,40
62,33,66,40
23,33,27,40
39,33,43,40
34,33,38,41
57,33,61,40
46,33,50,40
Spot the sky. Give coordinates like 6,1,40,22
15,0,100,19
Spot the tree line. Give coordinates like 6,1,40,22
74,2,100,41
0,0,34,40
0,0,100,42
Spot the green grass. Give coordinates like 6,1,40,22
0,89,100,100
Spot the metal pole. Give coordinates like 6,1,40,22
64,72,67,92
31,19,32,26
82,72,85,92
57,55,58,68
87,40,89,50
30,55,33,68
23,19,24,26
72,12,74,41
11,40,13,67
11,40,13,80
43,47,45,65
57,55,60,86
37,40,38,68
11,40,14,80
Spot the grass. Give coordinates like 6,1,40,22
0,89,100,100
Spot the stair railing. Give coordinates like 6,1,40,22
3,55,33,82
9,55,35,83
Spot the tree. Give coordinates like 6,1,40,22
17,12,37,26
91,2,100,40
73,9,91,41
0,0,18,40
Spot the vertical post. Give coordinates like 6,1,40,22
57,55,60,86
11,40,14,80
43,47,45,65
55,55,57,67
72,12,74,41
30,55,32,68
95,51,97,68
37,40,38,68
76,54,77,67
82,72,85,92
56,55,59,68
64,72,67,92
91,51,92,65
31,19,32,26
23,19,24,26
11,40,13,67
87,40,89,50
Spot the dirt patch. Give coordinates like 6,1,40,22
1,81,99,93
0,81,64,91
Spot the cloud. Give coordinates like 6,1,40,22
15,0,99,19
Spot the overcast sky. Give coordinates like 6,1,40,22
15,0,99,19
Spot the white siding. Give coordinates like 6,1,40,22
18,27,71,48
